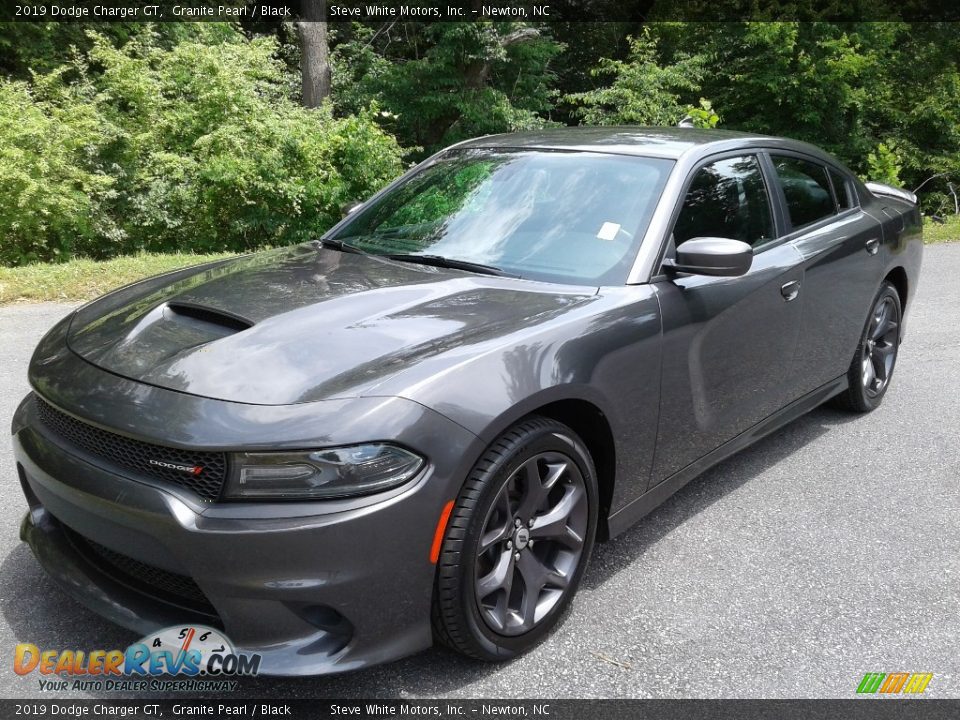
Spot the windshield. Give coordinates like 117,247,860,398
331,149,674,286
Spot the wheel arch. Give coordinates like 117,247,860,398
534,399,617,542
884,266,909,310
474,393,618,543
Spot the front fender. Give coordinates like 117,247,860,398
380,286,664,518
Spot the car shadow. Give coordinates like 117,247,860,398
580,403,859,593
0,404,858,699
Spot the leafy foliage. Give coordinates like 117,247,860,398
647,22,960,208
0,21,232,78
566,22,960,211
685,98,720,129
0,79,120,265
2,19,960,267
0,29,403,265
564,30,707,126
332,22,563,156
867,142,904,186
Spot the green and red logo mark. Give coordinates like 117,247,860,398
857,672,933,694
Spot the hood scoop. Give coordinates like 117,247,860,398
69,301,254,378
164,302,253,335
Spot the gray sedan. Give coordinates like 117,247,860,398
11,128,922,675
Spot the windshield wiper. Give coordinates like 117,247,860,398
385,254,519,278
320,238,367,254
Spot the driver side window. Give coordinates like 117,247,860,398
673,155,774,248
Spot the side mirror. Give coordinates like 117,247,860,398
666,237,753,277
341,200,363,218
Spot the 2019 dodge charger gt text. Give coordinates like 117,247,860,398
11,128,922,675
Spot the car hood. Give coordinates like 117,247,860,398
65,244,597,405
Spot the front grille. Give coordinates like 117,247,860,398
36,397,227,501
86,538,212,607
64,526,216,615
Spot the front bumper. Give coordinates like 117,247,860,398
12,389,482,676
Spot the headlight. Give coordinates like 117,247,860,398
225,444,425,500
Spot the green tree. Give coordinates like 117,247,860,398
867,142,903,186
332,21,563,155
563,29,709,126
0,29,404,265
649,21,960,204
0,21,235,78
0,79,119,264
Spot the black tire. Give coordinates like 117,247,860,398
432,416,598,661
832,281,902,413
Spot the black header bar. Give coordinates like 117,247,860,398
3,0,959,23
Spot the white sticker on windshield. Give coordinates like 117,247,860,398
597,222,621,241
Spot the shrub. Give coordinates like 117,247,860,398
0,30,405,266
0,79,120,265
866,141,904,187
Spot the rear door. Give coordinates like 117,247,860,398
769,154,885,394
650,152,806,486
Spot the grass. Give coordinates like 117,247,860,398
923,214,960,244
0,252,238,305
0,217,956,306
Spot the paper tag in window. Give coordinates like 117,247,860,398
596,222,620,241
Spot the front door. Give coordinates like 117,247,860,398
650,153,805,485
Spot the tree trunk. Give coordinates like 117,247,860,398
297,0,330,108
464,27,539,90
424,25,542,147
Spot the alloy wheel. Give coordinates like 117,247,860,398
474,451,589,636
861,295,900,398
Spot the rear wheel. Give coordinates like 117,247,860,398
832,281,902,413
432,416,598,660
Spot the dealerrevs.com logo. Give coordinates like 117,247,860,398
14,625,261,692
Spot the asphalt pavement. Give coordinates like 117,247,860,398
0,244,957,699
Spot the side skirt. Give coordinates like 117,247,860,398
605,375,848,539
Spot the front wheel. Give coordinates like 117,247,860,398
432,416,598,661
832,281,902,413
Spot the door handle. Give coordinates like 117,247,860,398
780,280,801,302
865,237,880,255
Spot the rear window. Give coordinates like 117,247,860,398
773,156,836,229
829,168,854,209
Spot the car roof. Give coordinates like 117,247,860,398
456,126,841,166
